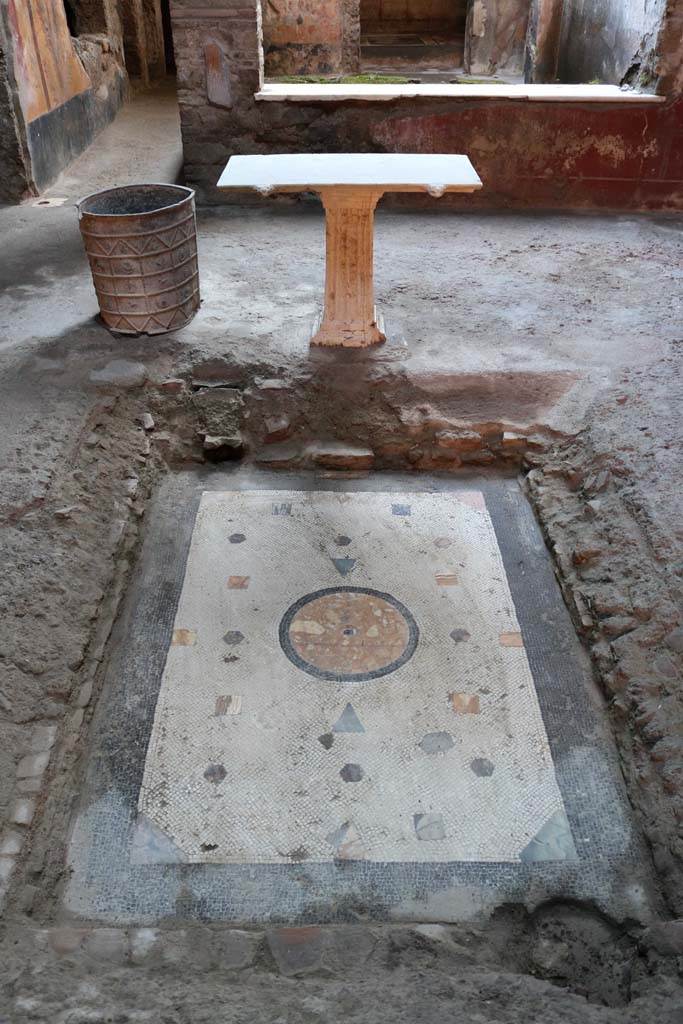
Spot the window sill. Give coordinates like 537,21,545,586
256,82,665,104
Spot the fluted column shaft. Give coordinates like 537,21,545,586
312,186,386,348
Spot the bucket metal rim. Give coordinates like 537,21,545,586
77,183,196,220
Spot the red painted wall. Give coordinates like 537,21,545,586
371,98,683,210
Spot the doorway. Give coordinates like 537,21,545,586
160,0,176,75
360,1,468,73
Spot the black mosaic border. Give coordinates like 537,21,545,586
65,470,656,926
279,585,420,682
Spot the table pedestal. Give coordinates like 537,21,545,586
311,186,386,348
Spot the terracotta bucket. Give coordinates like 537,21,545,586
77,183,200,335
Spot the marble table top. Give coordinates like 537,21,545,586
217,153,482,196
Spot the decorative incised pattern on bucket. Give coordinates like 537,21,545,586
79,188,200,335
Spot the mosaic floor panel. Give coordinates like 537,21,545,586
136,490,570,866
65,472,653,925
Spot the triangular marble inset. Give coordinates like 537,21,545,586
332,703,365,733
518,809,578,863
327,820,366,860
130,814,188,865
332,556,357,577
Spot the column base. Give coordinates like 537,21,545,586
311,308,387,349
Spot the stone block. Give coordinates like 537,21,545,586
10,799,36,826
16,751,50,779
48,927,89,955
434,429,482,453
159,378,186,394
409,924,476,962
28,724,57,752
0,831,24,856
161,929,213,970
267,926,325,975
130,928,162,964
214,928,260,969
665,627,683,654
321,926,378,972
0,857,15,883
202,434,245,461
309,444,374,471
590,586,632,617
255,443,303,468
84,928,129,965
641,920,683,957
16,777,42,794
90,360,147,388
572,544,604,566
263,415,292,444
20,884,38,913
601,615,638,639
502,431,527,450
191,358,246,389
193,387,244,437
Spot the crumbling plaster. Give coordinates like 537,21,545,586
558,0,668,87
0,4,31,201
465,0,531,76
261,0,360,77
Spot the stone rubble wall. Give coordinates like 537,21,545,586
525,444,683,915
0,14,31,202
2,916,683,1021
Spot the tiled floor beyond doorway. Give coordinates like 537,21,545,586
64,471,651,926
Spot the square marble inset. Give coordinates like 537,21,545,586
135,490,573,866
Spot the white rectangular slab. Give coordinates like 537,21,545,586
256,82,665,104
217,153,482,194
136,490,572,866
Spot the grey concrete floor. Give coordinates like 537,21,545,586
46,78,183,202
1,204,681,430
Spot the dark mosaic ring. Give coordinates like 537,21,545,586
279,586,420,683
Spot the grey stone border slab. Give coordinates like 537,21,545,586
64,469,657,926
